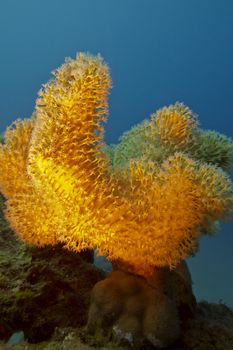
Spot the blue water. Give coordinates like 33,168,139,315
0,0,232,306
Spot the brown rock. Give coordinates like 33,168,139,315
87,270,181,348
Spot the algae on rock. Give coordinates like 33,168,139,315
0,194,103,343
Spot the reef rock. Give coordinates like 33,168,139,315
87,267,195,348
0,194,103,343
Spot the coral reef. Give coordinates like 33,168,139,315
0,52,233,348
1,302,233,349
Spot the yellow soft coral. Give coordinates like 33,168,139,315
0,119,64,245
0,53,232,277
0,118,34,198
28,53,117,251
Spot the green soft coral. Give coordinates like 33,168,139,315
111,102,233,173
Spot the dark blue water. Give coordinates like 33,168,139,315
0,0,232,306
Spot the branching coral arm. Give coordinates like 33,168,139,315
28,53,119,250
0,119,63,245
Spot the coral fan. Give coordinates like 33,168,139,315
0,53,233,278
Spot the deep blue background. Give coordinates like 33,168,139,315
0,0,232,306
